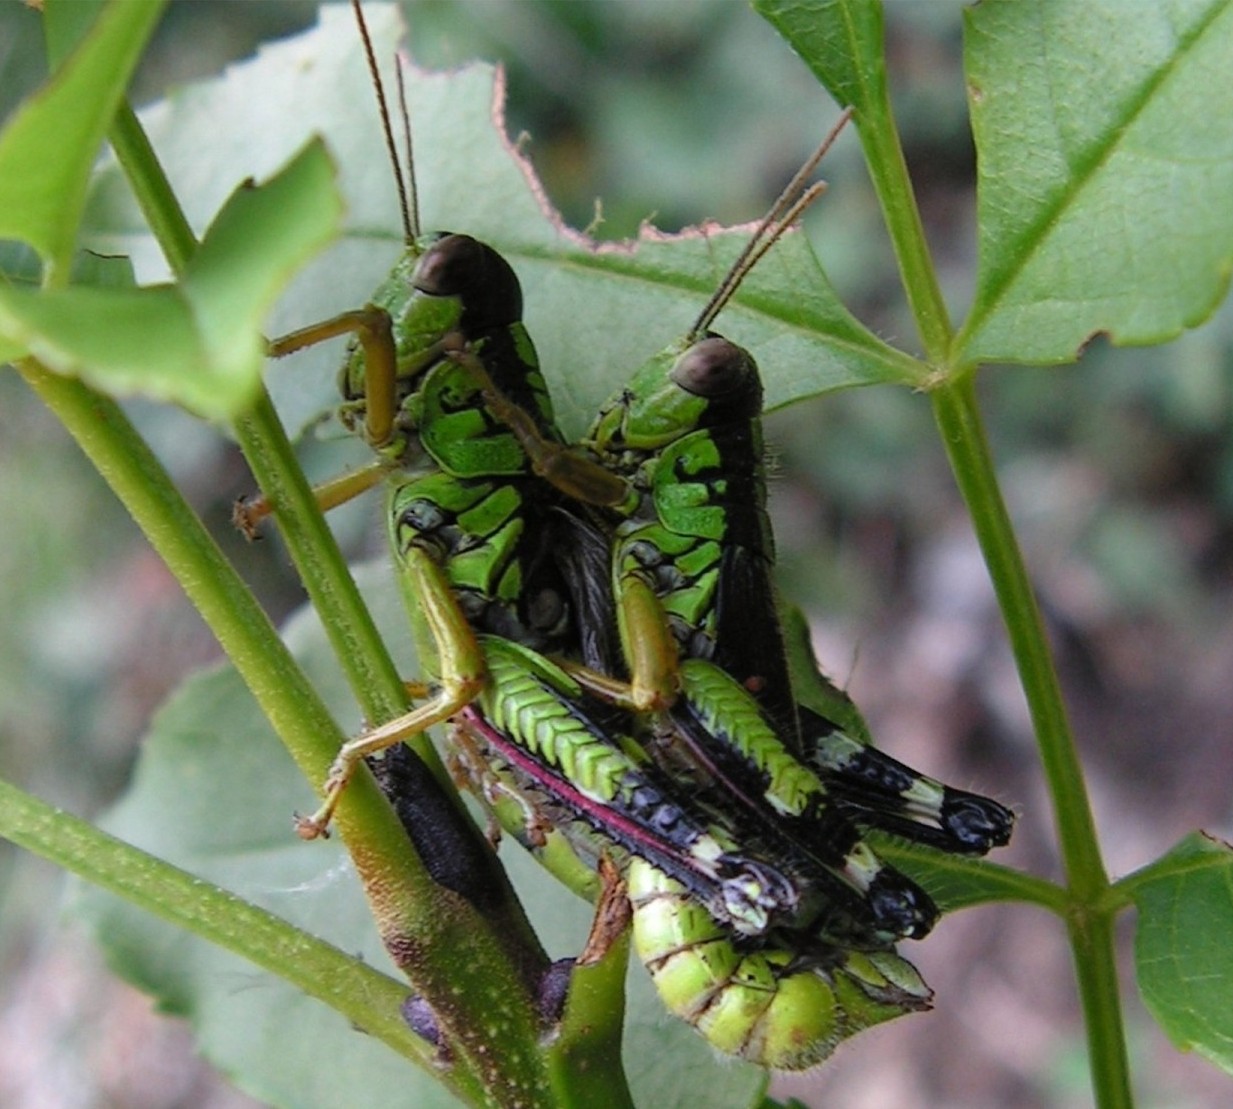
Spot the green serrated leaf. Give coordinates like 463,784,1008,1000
0,0,165,279
1125,832,1233,1073
0,140,341,418
80,4,913,445
959,0,1233,364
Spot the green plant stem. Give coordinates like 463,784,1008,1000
545,931,635,1109
231,398,410,731
852,55,952,364
932,375,1131,1109
110,101,196,274
0,778,456,1086
1067,911,1133,1109
16,363,558,1107
103,82,462,795
932,380,1106,891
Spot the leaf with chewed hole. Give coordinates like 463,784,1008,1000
1,142,341,417
80,4,912,446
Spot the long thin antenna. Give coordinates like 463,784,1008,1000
394,59,421,242
351,0,415,244
690,106,853,339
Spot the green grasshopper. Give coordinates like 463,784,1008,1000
576,318,1015,859
250,223,575,840
245,5,975,1065
477,133,1013,871
241,6,823,950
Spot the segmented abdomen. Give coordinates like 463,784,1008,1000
628,860,932,1070
470,637,803,938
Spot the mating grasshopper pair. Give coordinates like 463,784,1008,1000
239,2,1013,1069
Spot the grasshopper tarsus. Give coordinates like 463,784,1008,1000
293,811,330,841
231,495,270,541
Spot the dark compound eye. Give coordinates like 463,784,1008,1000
411,233,485,297
670,336,755,398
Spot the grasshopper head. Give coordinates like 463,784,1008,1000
409,233,523,334
339,233,524,406
589,335,763,452
340,234,527,451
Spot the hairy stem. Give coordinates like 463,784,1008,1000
932,376,1130,1109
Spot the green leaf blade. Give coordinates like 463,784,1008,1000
181,138,344,410
84,5,910,441
1126,832,1233,1073
2,140,341,418
0,0,166,279
959,0,1233,365
752,0,886,118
